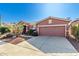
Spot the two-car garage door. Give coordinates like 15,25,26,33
39,26,65,37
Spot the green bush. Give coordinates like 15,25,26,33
28,29,34,35
0,26,10,34
27,29,38,36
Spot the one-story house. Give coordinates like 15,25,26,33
36,16,71,37
16,21,33,33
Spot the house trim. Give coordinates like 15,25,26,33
37,24,67,27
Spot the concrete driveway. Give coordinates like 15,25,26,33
27,36,77,53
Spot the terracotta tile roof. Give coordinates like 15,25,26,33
17,21,32,26
36,16,71,25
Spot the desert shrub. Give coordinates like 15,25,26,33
0,26,10,34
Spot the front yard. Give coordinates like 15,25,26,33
0,36,78,56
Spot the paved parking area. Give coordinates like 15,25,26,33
27,36,77,53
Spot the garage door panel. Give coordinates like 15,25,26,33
39,26,65,36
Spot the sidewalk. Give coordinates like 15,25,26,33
0,42,45,56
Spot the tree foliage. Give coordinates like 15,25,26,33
71,24,79,39
0,26,10,34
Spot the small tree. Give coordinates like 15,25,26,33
13,24,21,37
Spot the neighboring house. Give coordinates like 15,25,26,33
36,16,70,37
17,21,33,32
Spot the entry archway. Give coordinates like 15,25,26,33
68,20,79,39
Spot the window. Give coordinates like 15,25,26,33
48,19,52,24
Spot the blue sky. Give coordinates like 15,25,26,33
0,3,79,23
